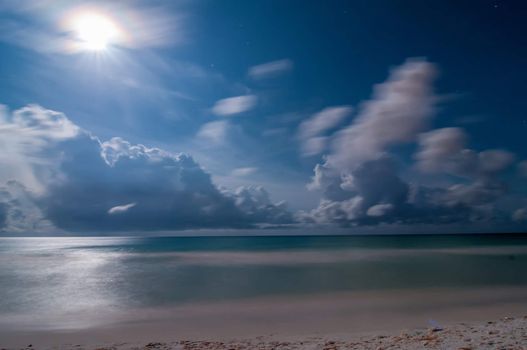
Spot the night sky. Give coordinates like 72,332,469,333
0,0,526,234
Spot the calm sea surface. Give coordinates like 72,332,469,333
1,234,527,330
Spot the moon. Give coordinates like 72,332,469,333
73,13,119,51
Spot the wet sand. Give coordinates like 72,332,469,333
1,286,527,348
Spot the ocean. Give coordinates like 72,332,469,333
1,234,527,332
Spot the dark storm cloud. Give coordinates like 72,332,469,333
0,105,292,233
0,203,6,228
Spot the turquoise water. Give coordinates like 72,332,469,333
0,234,526,328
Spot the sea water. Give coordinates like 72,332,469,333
0,234,526,330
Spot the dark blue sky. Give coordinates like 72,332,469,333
0,0,526,234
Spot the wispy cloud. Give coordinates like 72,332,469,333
298,106,352,156
108,202,136,215
231,167,258,177
416,127,515,176
196,120,231,144
248,59,294,80
212,95,257,116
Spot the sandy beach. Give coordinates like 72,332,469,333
2,286,527,349
2,317,527,349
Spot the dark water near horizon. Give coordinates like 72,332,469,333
1,234,527,330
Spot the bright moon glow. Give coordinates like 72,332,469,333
73,13,119,51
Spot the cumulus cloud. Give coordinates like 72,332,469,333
298,106,352,156
0,181,54,232
212,95,257,116
302,58,522,227
305,157,409,225
0,104,80,193
248,59,294,80
0,104,293,233
326,58,437,171
308,59,437,190
228,186,292,225
39,134,246,231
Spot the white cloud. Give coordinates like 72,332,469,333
416,127,467,173
416,127,515,177
308,58,438,191
302,58,521,227
212,95,257,116
298,106,352,156
0,104,80,193
367,203,394,217
108,202,136,215
248,59,294,80
196,120,230,144
231,167,258,177
0,103,293,233
301,136,328,157
101,137,172,166
327,59,437,171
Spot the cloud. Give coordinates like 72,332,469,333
415,127,467,173
416,127,515,177
0,181,54,232
513,208,527,222
518,161,527,177
248,59,294,80
0,203,6,229
442,180,506,207
212,95,258,116
366,203,394,217
413,129,516,223
231,167,258,177
304,156,410,225
196,120,231,145
300,136,328,157
309,58,438,192
298,106,352,156
0,104,80,193
0,104,293,233
326,58,437,171
108,202,136,215
302,58,522,227
39,134,247,231
228,186,293,225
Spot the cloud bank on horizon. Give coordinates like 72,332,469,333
0,58,526,234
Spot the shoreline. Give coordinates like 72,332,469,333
1,317,526,349
2,286,527,348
